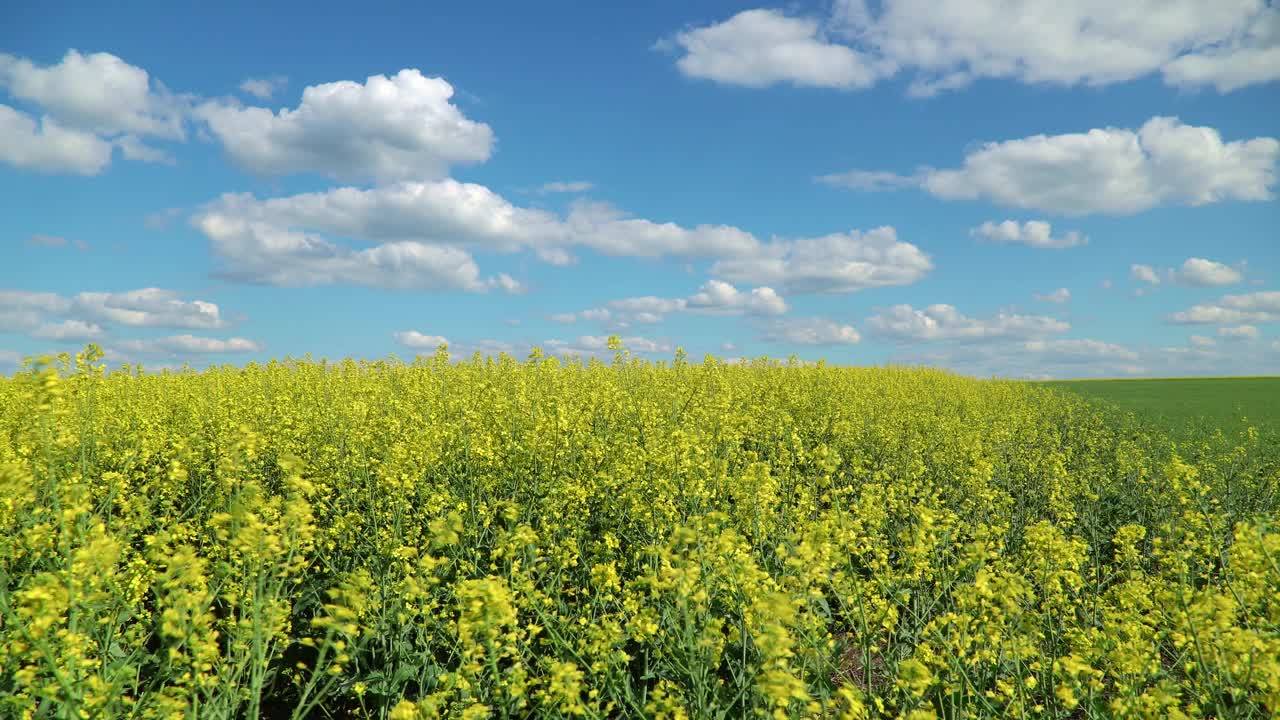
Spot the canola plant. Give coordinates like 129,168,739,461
1,344,1277,719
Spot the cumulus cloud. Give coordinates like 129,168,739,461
0,50,186,138
239,75,287,100
662,9,881,89
195,69,493,182
119,334,261,354
0,50,188,174
30,320,104,341
1130,264,1161,285
564,201,761,259
393,330,450,349
192,210,492,291
0,104,114,174
560,281,788,329
73,288,225,328
665,2,1280,94
760,317,861,345
970,220,1086,249
924,117,1278,215
866,303,1069,342
710,226,931,293
546,335,672,356
1034,288,1070,304
1189,335,1217,348
815,169,925,192
1174,257,1243,286
1021,338,1139,362
533,180,594,195
1168,290,1280,324
192,181,931,295
827,117,1278,215
1219,324,1260,340
0,287,227,341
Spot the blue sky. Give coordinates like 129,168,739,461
3,0,1279,378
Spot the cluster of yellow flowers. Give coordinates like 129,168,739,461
0,343,1276,718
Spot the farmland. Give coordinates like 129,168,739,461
1043,377,1280,438
2,346,1278,719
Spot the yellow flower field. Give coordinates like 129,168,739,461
1,344,1277,719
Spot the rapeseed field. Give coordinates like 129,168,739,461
2,343,1277,719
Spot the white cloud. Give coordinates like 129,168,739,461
663,9,881,89
0,288,227,338
866,303,1070,342
1174,257,1243,286
1219,324,1260,340
1189,335,1217,348
1131,264,1161,285
829,117,1278,216
710,226,931,293
563,281,788,328
192,182,931,296
119,334,261,354
113,134,174,164
393,330,450,349
195,69,493,182
72,288,224,329
192,211,492,291
30,320,104,341
534,180,594,194
686,281,788,316
239,75,287,100
1034,288,1070,304
0,104,113,174
924,117,1278,215
1169,290,1280,324
1161,7,1280,91
815,169,925,192
760,317,861,345
970,220,1086,249
488,273,525,294
546,335,672,357
666,2,1280,94
1021,338,1139,362
565,200,761,259
0,50,186,138
0,50,189,174
0,289,73,314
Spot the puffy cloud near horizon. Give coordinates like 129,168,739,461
1168,291,1280,324
0,288,226,332
555,281,788,329
759,317,861,345
119,334,261,354
866,303,1069,342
